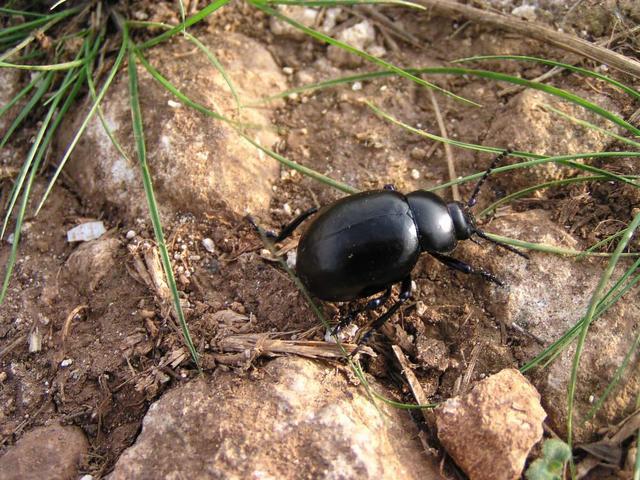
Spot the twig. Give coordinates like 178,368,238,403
428,89,460,201
217,334,373,358
412,0,640,78
497,65,564,97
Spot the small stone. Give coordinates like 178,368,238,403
167,99,181,108
202,238,215,253
60,359,74,368
28,328,42,353
286,250,297,269
65,237,120,295
282,66,294,75
270,6,319,40
436,369,546,480
416,337,448,371
352,81,363,91
0,371,7,383
66,221,106,242
0,423,88,480
409,146,427,161
511,5,537,21
126,230,136,240
410,169,421,180
6,233,14,245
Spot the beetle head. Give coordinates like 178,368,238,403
446,201,475,240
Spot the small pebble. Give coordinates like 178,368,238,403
60,359,74,368
0,371,7,383
352,81,363,91
283,203,292,216
282,66,294,75
167,100,181,108
202,238,215,253
286,250,297,269
126,230,136,240
6,233,14,245
410,169,421,180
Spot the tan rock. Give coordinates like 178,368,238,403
109,356,443,480
0,423,88,480
65,237,120,295
484,210,640,441
436,369,546,480
58,32,285,221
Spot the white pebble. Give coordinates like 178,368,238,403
352,81,363,91
286,250,297,269
60,359,74,368
283,203,293,216
6,233,14,245
67,221,106,242
202,238,215,253
125,230,136,240
282,66,294,75
167,100,181,108
410,169,421,180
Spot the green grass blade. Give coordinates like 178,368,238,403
35,33,128,215
261,0,425,7
477,176,608,219
581,328,640,422
0,59,84,70
485,232,639,258
541,103,640,149
0,7,47,17
567,212,640,449
249,1,480,107
0,67,82,302
260,66,640,137
0,70,43,124
453,55,640,101
368,101,640,188
0,7,79,38
1,65,82,239
128,20,241,113
127,47,200,368
0,70,52,148
137,0,231,50
522,258,640,372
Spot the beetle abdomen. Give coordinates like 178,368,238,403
296,191,420,302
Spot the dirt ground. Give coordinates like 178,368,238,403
1,1,639,477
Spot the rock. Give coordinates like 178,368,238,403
484,89,622,190
109,357,442,479
436,369,546,480
269,6,319,40
0,423,89,480
485,210,640,441
65,237,120,295
58,32,285,221
327,20,381,68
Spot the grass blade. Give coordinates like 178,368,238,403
137,0,231,50
128,20,241,113
0,59,85,70
0,71,52,148
263,0,425,7
453,55,640,101
540,103,640,149
127,47,200,368
249,0,480,107
566,212,640,449
35,33,127,215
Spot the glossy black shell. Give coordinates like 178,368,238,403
296,190,420,302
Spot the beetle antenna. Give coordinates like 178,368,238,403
473,228,530,259
467,149,512,208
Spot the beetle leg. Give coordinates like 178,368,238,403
247,208,318,243
332,287,392,336
349,276,412,357
429,251,505,287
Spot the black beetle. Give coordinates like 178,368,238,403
251,150,527,354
